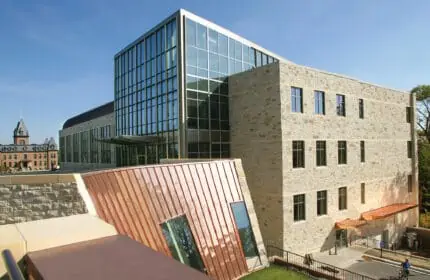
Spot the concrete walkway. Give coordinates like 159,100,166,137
312,247,368,269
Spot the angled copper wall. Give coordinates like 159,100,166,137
82,160,249,280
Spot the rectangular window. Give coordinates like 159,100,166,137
90,128,99,163
317,190,327,216
291,87,303,113
361,183,365,204
316,141,326,166
292,141,305,168
293,194,306,221
72,134,79,163
359,99,364,119
338,141,347,164
161,215,205,272
231,202,259,258
406,107,412,123
336,94,346,116
339,187,347,210
360,141,365,163
408,175,413,193
407,141,412,158
314,91,325,115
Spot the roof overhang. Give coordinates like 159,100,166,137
96,135,161,145
335,218,367,230
361,203,418,221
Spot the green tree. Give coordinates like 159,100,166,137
418,139,430,213
412,85,430,142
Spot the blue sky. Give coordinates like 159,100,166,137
0,0,429,144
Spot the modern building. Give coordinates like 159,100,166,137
59,101,116,171
229,62,418,255
59,9,418,256
0,119,58,172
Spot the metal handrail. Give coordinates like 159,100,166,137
1,249,25,280
265,244,376,280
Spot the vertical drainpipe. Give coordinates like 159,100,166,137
410,91,419,227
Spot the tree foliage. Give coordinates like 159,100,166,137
412,85,430,142
418,139,430,213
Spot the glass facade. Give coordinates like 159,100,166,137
114,18,178,166
113,11,278,165
185,18,277,159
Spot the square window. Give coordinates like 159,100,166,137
314,91,325,115
294,194,306,221
336,94,346,116
359,99,364,119
338,141,347,164
316,141,327,166
317,190,327,216
338,187,347,210
292,141,305,168
408,175,413,193
291,87,303,113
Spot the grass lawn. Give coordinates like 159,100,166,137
241,265,309,280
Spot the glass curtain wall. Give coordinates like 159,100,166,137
114,18,179,166
184,18,277,159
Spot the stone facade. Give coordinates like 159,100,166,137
59,112,116,171
230,62,418,255
0,175,87,225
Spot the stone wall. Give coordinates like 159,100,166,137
0,174,87,225
229,61,418,255
229,63,284,249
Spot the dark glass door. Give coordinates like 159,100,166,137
161,215,206,273
231,201,259,258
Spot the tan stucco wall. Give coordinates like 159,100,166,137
229,62,418,255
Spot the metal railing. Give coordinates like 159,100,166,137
1,249,25,280
266,245,376,280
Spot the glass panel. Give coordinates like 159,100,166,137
161,215,206,272
231,202,259,258
208,29,218,53
218,34,228,56
196,23,207,49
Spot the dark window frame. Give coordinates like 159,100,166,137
314,90,325,115
338,187,347,210
316,141,327,166
360,141,365,163
408,175,413,193
361,183,365,204
407,141,413,158
293,194,306,221
338,141,347,164
406,107,412,123
359,99,364,119
336,94,346,116
291,87,303,113
292,141,305,168
317,190,327,216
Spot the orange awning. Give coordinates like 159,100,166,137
335,218,367,229
361,203,417,221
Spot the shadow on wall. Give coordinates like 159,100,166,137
382,171,408,206
319,227,337,252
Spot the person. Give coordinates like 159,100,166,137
401,258,410,278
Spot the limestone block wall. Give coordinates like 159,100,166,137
279,62,418,254
229,63,284,248
0,174,87,225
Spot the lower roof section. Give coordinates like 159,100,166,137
361,203,417,221
26,235,210,280
335,218,367,230
62,101,114,130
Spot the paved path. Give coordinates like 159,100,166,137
347,259,429,280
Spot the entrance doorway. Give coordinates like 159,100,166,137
336,229,348,248
382,230,389,249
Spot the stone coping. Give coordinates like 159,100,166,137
0,174,76,185
0,214,117,278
